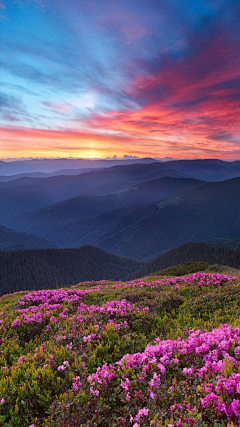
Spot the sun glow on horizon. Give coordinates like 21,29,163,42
1,0,240,160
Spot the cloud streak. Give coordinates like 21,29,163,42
1,0,240,159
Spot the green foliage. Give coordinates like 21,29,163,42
1,269,240,426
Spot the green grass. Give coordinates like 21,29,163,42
1,267,240,426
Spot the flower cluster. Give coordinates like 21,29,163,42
0,272,240,427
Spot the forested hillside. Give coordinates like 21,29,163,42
128,242,240,279
206,237,240,250
0,245,144,296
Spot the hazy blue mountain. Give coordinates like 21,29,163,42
42,177,240,260
4,177,204,236
0,167,101,183
0,172,49,182
0,185,55,221
83,169,188,195
0,162,182,220
3,158,239,221
0,224,59,251
2,158,240,180
162,159,240,181
0,157,157,175
0,177,45,188
44,205,143,247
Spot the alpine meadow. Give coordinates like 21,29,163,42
2,1,240,426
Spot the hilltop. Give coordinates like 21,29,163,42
206,237,240,250
127,241,240,279
0,245,144,296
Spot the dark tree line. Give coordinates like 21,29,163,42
0,245,144,297
127,242,240,279
2,242,240,298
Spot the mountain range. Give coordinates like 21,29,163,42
0,167,102,182
3,177,204,236
0,224,59,251
2,158,240,222
1,159,240,261
0,162,185,221
0,157,157,175
42,176,240,260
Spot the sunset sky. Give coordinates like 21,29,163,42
1,0,240,160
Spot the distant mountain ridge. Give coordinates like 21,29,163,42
2,160,240,261
0,162,186,221
2,159,240,221
4,177,204,236
0,157,158,175
40,176,240,260
2,158,240,180
0,224,59,251
0,168,101,188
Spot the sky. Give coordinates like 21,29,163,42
1,0,240,160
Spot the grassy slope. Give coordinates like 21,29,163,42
141,261,240,279
1,263,240,426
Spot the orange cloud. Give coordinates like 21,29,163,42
1,124,240,160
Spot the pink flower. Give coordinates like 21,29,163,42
135,407,149,421
90,387,99,396
12,318,21,326
126,392,131,401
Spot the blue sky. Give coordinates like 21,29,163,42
1,0,240,159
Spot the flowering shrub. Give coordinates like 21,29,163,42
0,272,240,426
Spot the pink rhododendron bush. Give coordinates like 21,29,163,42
1,272,240,426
